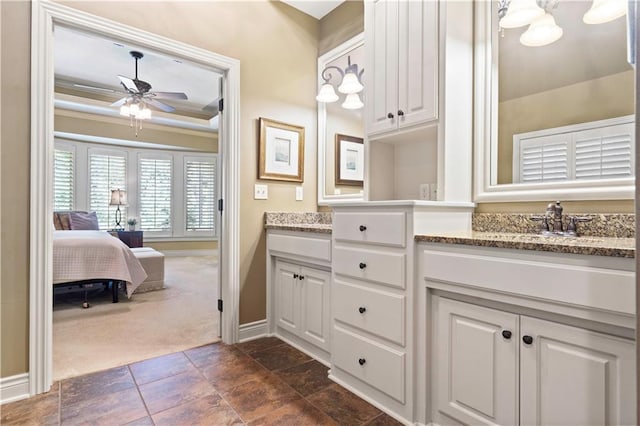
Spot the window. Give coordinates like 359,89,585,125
185,157,216,233
138,156,172,233
89,151,127,230
53,148,74,211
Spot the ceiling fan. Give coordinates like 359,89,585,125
110,50,188,113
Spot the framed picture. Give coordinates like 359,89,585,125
335,134,364,186
259,117,305,182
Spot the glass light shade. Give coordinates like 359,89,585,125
139,107,152,119
129,103,140,115
342,93,364,110
583,0,627,24
499,0,545,28
316,83,339,103
338,71,364,94
119,104,130,116
520,13,563,47
110,189,127,206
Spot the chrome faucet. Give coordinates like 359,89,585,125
530,201,592,236
548,201,564,233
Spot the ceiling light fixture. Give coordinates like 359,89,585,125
119,100,152,136
316,56,364,110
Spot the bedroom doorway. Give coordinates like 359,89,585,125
31,0,241,395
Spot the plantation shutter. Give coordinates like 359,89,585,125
89,152,127,230
53,148,74,211
574,124,633,180
185,158,216,232
138,157,172,232
518,137,569,183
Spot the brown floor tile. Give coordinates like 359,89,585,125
251,344,312,371
152,394,243,426
248,398,337,426
60,386,147,425
129,352,193,385
123,416,155,426
223,374,299,423
60,365,135,406
201,354,271,393
275,360,332,397
235,336,285,355
185,343,245,369
307,384,381,425
0,382,59,426
138,367,217,415
363,413,403,425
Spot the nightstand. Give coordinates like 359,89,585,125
116,230,143,248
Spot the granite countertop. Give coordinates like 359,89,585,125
415,231,635,258
264,212,332,234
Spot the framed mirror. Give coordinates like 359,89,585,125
474,0,636,202
317,33,365,205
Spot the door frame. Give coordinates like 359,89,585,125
30,0,241,395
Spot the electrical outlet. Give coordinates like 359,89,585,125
419,183,430,200
254,184,268,200
295,186,303,201
429,184,437,201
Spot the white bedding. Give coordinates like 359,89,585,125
53,230,148,297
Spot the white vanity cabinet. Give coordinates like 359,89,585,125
365,0,438,138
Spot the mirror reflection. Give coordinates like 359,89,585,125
495,0,634,185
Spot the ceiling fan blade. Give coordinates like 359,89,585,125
147,98,176,113
153,91,188,100
118,75,139,93
110,97,130,107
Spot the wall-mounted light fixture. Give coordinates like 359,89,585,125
316,56,364,110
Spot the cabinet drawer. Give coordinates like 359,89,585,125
332,326,405,403
333,280,405,345
267,232,331,262
333,246,405,289
333,212,406,247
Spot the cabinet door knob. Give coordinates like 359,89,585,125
502,330,512,339
522,335,534,345
359,225,367,232
358,358,366,366
397,110,404,117
358,307,366,314
299,275,304,280
359,262,367,270
387,112,394,119
293,273,299,279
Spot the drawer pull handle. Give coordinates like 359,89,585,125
522,335,534,345
397,109,404,117
359,225,367,232
358,307,366,314
358,358,366,366
502,330,512,340
387,112,394,119
359,262,367,270
299,275,304,280
293,273,298,279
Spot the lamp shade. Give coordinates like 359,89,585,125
583,0,627,24
316,83,339,103
341,93,364,110
499,0,545,28
338,72,364,94
110,189,127,206
520,13,563,47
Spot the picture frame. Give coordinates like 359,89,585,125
335,134,364,186
258,117,305,182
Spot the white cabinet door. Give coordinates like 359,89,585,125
299,266,331,351
434,297,519,426
520,316,636,426
397,0,438,129
275,260,300,335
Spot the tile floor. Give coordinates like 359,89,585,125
1,337,401,425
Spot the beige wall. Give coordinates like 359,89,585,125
319,0,364,55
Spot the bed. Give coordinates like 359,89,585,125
53,230,148,300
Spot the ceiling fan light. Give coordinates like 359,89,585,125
520,13,563,47
129,103,140,114
499,0,545,28
316,83,339,103
583,0,627,24
338,72,364,94
139,107,152,120
119,105,130,116
342,93,364,110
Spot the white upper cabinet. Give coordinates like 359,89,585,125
365,0,438,138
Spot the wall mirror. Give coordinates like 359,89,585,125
474,0,636,202
317,33,365,205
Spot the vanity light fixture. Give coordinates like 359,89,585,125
498,0,562,47
316,56,364,110
498,0,545,28
583,0,627,24
520,12,564,46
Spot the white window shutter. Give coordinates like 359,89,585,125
53,148,74,211
518,138,569,183
574,124,633,180
89,153,127,230
138,157,172,232
185,158,216,232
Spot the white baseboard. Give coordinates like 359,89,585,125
0,373,30,405
160,249,218,257
238,319,268,342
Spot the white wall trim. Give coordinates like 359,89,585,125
31,0,241,397
238,320,269,343
160,249,218,257
0,373,30,405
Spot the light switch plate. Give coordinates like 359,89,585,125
295,186,303,201
254,183,268,200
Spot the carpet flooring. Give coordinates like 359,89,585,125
52,255,220,381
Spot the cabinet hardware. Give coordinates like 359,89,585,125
358,358,366,366
502,330,512,339
359,262,367,270
293,273,299,279
397,110,404,116
522,335,533,345
358,306,366,314
299,275,304,280
359,225,367,232
387,112,394,119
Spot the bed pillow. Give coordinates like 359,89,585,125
69,211,100,230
